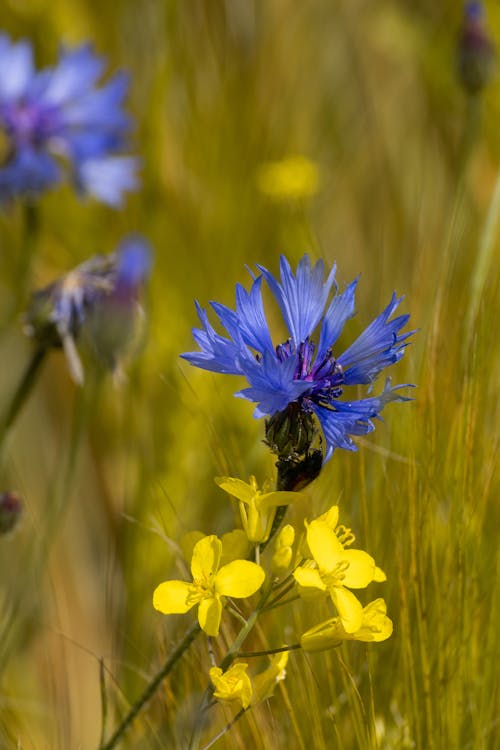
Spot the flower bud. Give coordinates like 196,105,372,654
265,402,316,459
0,491,23,535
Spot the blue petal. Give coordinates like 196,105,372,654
237,349,312,417
0,35,34,100
316,277,358,361
312,378,414,460
258,254,336,344
181,302,245,375
337,293,413,385
38,45,104,105
75,156,138,206
211,276,274,355
115,236,152,287
311,405,368,460
0,146,60,200
61,72,130,131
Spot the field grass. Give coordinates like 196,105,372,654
0,2,499,748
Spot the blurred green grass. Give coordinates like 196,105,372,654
0,1,499,748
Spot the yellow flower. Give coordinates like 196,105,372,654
209,663,253,709
293,519,383,633
252,651,289,703
153,535,265,636
181,528,251,566
209,652,289,710
215,476,300,543
256,155,319,201
270,524,295,576
301,599,393,652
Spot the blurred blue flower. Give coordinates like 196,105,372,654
0,34,138,205
457,1,495,95
182,255,414,460
25,236,151,383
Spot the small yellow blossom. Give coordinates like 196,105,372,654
256,155,319,201
153,535,265,636
293,519,383,633
270,524,295,576
209,652,289,710
209,663,253,709
216,476,300,543
180,528,251,567
301,599,393,652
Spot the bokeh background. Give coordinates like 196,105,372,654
0,1,499,748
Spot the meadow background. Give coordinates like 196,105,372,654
0,1,499,748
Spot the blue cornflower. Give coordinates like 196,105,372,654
0,34,138,205
25,236,151,382
182,255,414,461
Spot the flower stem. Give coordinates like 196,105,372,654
188,584,273,750
200,708,247,750
237,644,300,658
99,621,200,750
0,347,47,447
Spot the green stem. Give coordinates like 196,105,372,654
99,622,200,750
237,644,300,658
200,708,247,750
0,347,47,446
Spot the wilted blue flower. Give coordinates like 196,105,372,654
182,255,414,461
25,236,151,382
0,34,138,205
457,2,495,95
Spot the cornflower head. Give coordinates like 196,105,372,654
300,598,393,652
182,254,414,487
215,475,302,543
24,236,151,383
153,534,265,637
0,34,138,205
293,510,386,633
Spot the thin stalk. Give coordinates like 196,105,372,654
98,622,201,750
200,708,247,750
237,644,300,659
0,347,47,447
188,583,274,750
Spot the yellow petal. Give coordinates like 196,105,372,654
153,580,196,614
300,618,344,652
330,586,363,633
220,529,252,565
252,651,289,703
210,663,253,709
293,566,327,591
215,477,255,506
316,505,339,529
307,520,344,572
198,596,222,636
342,549,376,589
257,491,300,510
355,599,393,642
180,530,204,563
373,566,387,582
244,504,271,543
191,535,221,582
215,560,265,597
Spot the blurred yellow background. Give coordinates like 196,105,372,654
0,2,499,748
